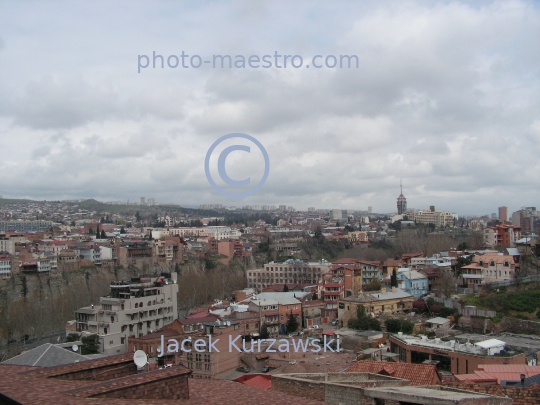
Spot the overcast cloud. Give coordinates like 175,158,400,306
0,0,538,214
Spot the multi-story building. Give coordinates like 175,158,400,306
116,241,154,268
338,287,414,326
0,233,16,255
344,231,368,243
154,236,187,264
411,209,455,227
389,334,525,374
74,245,102,265
461,253,516,291
246,259,330,290
218,239,251,265
246,292,305,337
319,275,345,320
483,224,521,247
68,272,179,355
0,221,53,232
397,183,407,215
0,253,13,279
395,269,429,298
359,261,381,285
512,208,536,233
499,206,508,222
128,319,243,379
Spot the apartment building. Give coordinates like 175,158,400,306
344,231,368,243
68,273,179,355
218,239,251,265
483,224,522,247
116,241,154,268
319,275,345,320
0,220,53,232
247,293,305,337
0,233,16,254
410,209,456,227
154,236,187,264
0,253,13,279
461,253,516,291
246,259,330,290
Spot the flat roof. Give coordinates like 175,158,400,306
364,386,511,405
427,317,451,325
475,339,506,349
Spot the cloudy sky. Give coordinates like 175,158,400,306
0,1,538,215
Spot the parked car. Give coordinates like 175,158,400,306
261,366,270,373
331,319,339,326
236,366,250,373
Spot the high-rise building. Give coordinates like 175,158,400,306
498,206,508,222
140,197,146,206
367,206,372,214
397,181,407,215
308,207,315,212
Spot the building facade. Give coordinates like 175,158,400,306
247,260,330,290
389,334,525,374
68,273,179,355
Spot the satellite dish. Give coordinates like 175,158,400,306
72,345,78,352
134,350,148,368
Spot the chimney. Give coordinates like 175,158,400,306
380,287,387,294
392,286,396,293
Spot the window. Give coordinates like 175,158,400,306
121,337,125,344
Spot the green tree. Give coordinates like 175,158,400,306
260,324,269,339
100,230,107,239
283,284,289,292
363,279,381,291
286,313,299,333
390,269,398,288
348,305,381,331
401,320,414,334
81,334,100,354
120,227,126,234
136,211,141,222
65,333,81,342
385,318,401,333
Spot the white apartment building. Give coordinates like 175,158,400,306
69,272,179,355
201,226,241,240
153,226,241,240
247,260,331,290
0,234,15,255
410,254,452,269
0,255,12,279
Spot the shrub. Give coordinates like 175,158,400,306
439,307,456,318
385,318,401,333
401,320,414,334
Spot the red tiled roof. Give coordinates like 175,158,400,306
186,311,212,319
179,315,219,325
233,374,272,390
345,360,440,386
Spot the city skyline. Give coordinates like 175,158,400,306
0,1,538,216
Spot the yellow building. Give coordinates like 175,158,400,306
338,287,414,325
